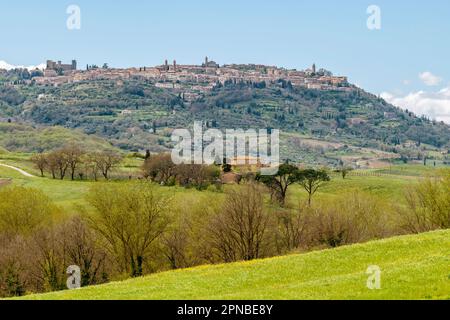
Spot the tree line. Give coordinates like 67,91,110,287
31,145,123,181
141,153,333,205
142,153,221,190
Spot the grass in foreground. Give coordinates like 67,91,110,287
20,230,450,300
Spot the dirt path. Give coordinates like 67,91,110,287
0,163,35,178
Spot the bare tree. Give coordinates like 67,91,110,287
208,183,269,262
274,206,310,253
175,164,219,189
142,153,177,185
92,151,123,180
84,154,101,181
30,227,68,292
31,153,48,177
45,152,59,179
59,216,109,286
87,182,172,277
161,221,190,270
50,149,70,180
0,235,28,297
63,144,85,181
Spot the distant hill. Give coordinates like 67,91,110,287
0,123,118,153
19,230,450,300
0,68,449,165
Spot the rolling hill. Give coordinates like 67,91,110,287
0,122,119,153
19,230,450,300
1,68,449,166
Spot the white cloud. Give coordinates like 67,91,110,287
419,71,442,86
381,88,450,124
0,60,45,71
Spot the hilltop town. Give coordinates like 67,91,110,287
30,57,354,102
1,56,448,166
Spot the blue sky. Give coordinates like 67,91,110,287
1,0,450,122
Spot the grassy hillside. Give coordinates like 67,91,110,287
0,157,447,300
0,123,118,153
20,230,450,300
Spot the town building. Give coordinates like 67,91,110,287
33,57,353,95
46,60,77,72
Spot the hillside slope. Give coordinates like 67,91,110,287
2,78,449,159
0,123,119,153
21,230,450,300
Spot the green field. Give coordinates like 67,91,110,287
0,161,223,213
18,230,450,300
0,155,434,211
1,157,448,300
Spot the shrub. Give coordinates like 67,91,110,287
401,170,450,233
142,153,177,185
0,187,57,236
87,182,172,277
207,183,270,262
310,191,393,248
175,164,220,190
273,207,311,254
0,235,28,297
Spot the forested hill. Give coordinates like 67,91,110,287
0,73,449,163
